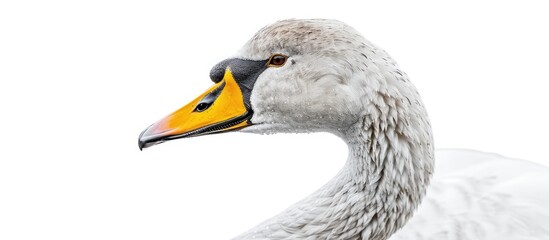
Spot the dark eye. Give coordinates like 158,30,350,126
194,102,211,112
268,54,288,67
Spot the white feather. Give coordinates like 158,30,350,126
392,149,549,240
227,19,549,239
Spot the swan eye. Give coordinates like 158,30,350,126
267,54,288,67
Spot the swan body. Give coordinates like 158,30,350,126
139,19,549,239
393,149,549,240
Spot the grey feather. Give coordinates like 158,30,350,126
228,19,549,240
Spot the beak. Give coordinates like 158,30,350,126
138,68,252,150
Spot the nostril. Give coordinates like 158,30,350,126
194,102,211,112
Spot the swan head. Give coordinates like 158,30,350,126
139,19,431,150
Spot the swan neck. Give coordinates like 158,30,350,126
334,118,435,239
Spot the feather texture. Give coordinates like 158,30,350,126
392,149,549,240
206,19,549,239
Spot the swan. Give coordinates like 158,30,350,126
138,19,549,239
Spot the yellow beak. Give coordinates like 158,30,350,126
138,69,252,149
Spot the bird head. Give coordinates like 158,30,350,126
139,19,427,149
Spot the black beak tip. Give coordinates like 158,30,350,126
138,140,144,151
138,127,152,151
138,130,146,151
138,125,166,151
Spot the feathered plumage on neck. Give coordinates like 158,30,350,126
235,114,433,240
231,19,435,240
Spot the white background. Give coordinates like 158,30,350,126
1,0,548,239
